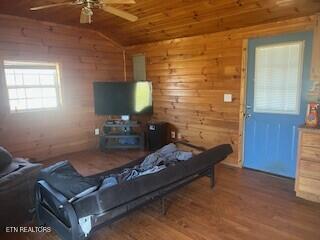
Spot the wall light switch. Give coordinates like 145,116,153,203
94,128,100,136
224,94,232,103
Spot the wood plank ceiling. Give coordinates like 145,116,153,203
0,0,320,46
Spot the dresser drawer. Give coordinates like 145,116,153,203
300,146,320,162
298,177,320,195
299,160,320,180
301,132,320,147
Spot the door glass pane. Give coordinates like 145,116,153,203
254,41,304,114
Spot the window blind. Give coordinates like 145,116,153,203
254,41,304,115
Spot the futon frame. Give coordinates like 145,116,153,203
35,142,229,240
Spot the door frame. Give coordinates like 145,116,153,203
238,39,248,167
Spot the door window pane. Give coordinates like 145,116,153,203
254,42,304,114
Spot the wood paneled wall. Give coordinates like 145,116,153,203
0,14,125,161
126,16,317,166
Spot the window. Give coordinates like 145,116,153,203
254,41,304,115
3,61,61,112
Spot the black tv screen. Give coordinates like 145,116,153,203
93,81,153,115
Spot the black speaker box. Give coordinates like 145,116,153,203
147,122,169,151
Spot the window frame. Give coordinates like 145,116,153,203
2,60,63,114
253,40,305,115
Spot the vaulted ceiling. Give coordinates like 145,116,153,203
0,0,320,46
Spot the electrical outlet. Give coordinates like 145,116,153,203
171,131,176,139
177,133,182,139
94,128,100,136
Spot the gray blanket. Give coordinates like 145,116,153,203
103,143,192,187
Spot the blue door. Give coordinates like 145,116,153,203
244,32,313,178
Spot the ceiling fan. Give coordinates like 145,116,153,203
30,0,138,24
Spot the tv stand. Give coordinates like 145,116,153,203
99,120,145,150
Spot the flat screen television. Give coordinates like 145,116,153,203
93,81,153,115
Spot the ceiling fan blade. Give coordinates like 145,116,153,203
101,0,136,3
102,6,138,22
80,7,93,24
30,1,78,11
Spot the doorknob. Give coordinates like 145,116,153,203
245,113,252,119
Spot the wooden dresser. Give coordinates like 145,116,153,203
295,127,320,203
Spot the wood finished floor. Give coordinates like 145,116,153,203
1,149,320,240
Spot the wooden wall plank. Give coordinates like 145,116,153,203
310,14,320,81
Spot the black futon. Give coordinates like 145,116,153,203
35,143,233,240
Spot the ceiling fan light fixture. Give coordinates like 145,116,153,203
83,6,93,16
80,6,93,24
